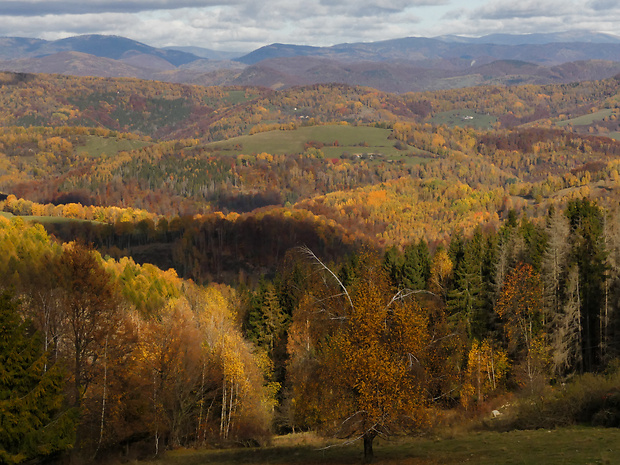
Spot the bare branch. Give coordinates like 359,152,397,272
317,432,365,451
299,246,354,311
431,387,459,402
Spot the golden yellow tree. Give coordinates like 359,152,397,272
461,339,509,409
495,263,549,392
297,248,443,463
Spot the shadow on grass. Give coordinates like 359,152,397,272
155,444,366,465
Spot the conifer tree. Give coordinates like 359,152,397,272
566,199,607,371
0,292,76,464
400,239,431,290
448,230,486,339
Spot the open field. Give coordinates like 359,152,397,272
608,132,620,140
555,108,615,127
127,427,620,465
0,211,99,225
76,135,151,157
204,124,404,158
429,110,498,130
204,89,259,106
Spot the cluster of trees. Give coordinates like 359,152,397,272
2,195,620,462
0,72,261,140
227,200,619,461
4,123,619,251
241,200,619,460
0,218,274,462
2,73,620,238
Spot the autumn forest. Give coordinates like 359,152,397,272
2,70,620,463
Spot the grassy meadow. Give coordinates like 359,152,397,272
204,124,407,158
554,109,615,128
0,211,100,225
429,110,498,130
124,427,620,465
76,135,151,157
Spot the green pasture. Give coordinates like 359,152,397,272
205,90,257,107
76,135,150,157
429,110,498,130
0,211,98,225
204,124,430,163
555,108,615,127
127,427,620,465
607,132,620,140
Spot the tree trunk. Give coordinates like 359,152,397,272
363,431,376,463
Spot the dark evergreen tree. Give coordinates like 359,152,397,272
400,239,431,290
383,245,402,287
519,218,548,271
447,230,487,339
0,292,76,464
566,199,608,372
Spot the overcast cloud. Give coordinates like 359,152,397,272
0,0,618,52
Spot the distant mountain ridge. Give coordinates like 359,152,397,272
436,31,620,45
2,31,620,93
235,34,620,65
0,34,201,66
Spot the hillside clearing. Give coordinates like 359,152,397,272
429,110,497,130
76,135,151,157
204,124,405,158
555,108,615,127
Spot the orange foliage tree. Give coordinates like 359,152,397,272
290,249,451,462
495,262,550,392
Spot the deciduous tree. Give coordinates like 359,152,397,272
292,249,450,462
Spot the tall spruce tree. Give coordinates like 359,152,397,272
400,240,431,290
566,199,608,371
448,230,487,339
0,292,76,464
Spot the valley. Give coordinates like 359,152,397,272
2,47,620,463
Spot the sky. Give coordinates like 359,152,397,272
0,0,619,52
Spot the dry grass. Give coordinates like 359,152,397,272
116,426,620,465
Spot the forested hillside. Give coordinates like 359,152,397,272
3,71,620,462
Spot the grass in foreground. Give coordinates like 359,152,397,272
128,427,620,465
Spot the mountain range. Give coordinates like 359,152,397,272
2,32,620,92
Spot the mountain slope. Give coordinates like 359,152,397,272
2,33,620,93
0,34,202,67
235,37,620,66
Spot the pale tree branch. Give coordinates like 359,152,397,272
300,246,354,311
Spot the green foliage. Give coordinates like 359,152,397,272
0,292,76,464
244,281,288,354
448,230,489,339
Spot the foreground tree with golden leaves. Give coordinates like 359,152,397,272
288,249,453,463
